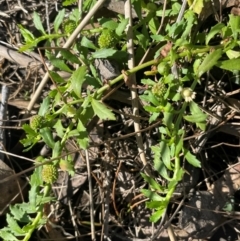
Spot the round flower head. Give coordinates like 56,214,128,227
178,87,196,102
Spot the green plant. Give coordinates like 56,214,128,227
2,0,240,239
98,29,118,49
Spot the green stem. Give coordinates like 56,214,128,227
96,44,224,96
23,185,51,241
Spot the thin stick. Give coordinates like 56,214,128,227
125,0,147,167
0,85,8,161
85,149,96,240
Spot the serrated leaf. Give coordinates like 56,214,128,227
0,230,19,241
53,119,65,138
197,49,223,77
183,148,201,167
30,167,42,187
76,120,89,149
33,12,46,35
39,96,50,116
206,23,225,45
49,57,72,72
92,49,117,58
49,71,65,84
217,58,240,71
54,9,65,33
116,18,129,36
7,214,26,235
71,66,87,98
29,184,38,208
141,173,164,191
60,49,81,64
39,127,55,148
150,208,166,222
10,205,26,221
141,189,164,201
91,98,115,120
81,36,97,50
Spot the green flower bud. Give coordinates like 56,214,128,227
30,115,44,130
98,29,118,49
42,164,58,184
152,82,167,98
62,20,77,35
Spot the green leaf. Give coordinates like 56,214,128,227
100,18,118,30
7,214,26,235
62,0,77,6
53,119,65,138
60,49,81,64
197,122,206,131
189,0,203,14
206,23,225,45
39,96,50,116
141,173,164,191
183,148,201,167
33,12,46,34
229,14,240,40
159,140,172,170
141,189,164,201
76,120,89,149
154,159,171,180
28,184,38,208
49,71,65,84
217,58,240,71
184,113,207,122
141,78,156,86
116,18,129,36
52,141,62,159
81,36,97,50
39,127,55,148
30,167,43,186
226,50,240,59
136,31,149,50
149,112,160,123
92,49,117,58
197,49,223,77
175,135,183,156
91,98,115,120
71,66,87,98
0,230,19,241
149,17,159,35
140,91,161,106
18,24,35,43
19,33,65,52
54,9,65,33
150,208,166,222
49,57,72,72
